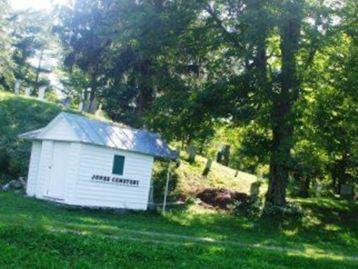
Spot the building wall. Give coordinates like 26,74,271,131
26,142,42,196
35,140,54,198
26,140,154,210
64,143,82,204
72,143,154,210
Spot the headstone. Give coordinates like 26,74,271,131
89,97,98,114
216,151,223,163
78,101,84,111
340,184,354,199
79,90,86,111
221,144,230,166
187,144,196,163
38,86,46,100
175,148,181,168
202,159,212,176
63,97,72,108
95,102,103,116
24,88,31,96
15,80,21,95
148,183,155,210
250,181,261,198
1,178,26,191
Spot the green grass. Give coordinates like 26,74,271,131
1,92,357,268
0,192,357,268
174,153,263,195
152,152,265,203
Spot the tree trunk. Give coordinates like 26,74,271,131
266,121,291,206
88,91,97,114
265,0,303,207
299,176,310,197
136,58,154,120
33,49,44,94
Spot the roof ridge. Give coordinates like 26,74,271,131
61,112,161,137
19,111,176,159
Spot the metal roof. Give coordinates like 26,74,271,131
19,112,177,160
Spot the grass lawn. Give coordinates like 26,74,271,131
0,192,357,268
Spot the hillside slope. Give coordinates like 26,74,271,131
0,91,259,197
0,92,64,179
175,155,259,196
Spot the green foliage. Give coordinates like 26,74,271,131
0,0,15,91
263,202,303,223
59,67,91,108
0,0,356,210
9,10,54,94
235,197,263,219
0,92,62,179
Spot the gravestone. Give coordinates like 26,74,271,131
202,159,212,177
15,80,21,95
38,86,46,100
187,145,196,163
24,88,31,96
340,184,354,199
221,145,230,166
250,181,261,199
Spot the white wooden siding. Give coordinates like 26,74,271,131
35,141,53,198
26,142,42,196
64,143,82,204
26,140,154,210
73,143,154,210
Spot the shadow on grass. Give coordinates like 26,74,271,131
0,192,357,259
0,225,357,269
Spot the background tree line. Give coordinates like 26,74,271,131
0,0,58,96
0,0,356,208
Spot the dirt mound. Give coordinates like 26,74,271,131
197,188,250,209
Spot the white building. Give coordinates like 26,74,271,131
19,112,176,210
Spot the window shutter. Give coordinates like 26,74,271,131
112,155,125,175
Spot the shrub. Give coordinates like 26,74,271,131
262,201,303,222
0,92,63,179
235,197,263,218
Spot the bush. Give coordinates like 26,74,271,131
151,161,178,203
235,197,263,218
262,202,303,222
0,92,63,179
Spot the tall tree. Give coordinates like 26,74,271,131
56,0,349,207
9,10,52,94
310,0,358,194
265,0,304,206
0,0,15,91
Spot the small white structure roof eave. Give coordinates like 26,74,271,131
19,112,178,160
18,128,45,140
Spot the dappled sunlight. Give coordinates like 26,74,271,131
0,192,357,263
283,229,299,237
324,224,342,232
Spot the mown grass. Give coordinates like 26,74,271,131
174,153,262,195
0,192,357,268
152,152,265,203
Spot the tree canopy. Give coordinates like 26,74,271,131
1,0,357,208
